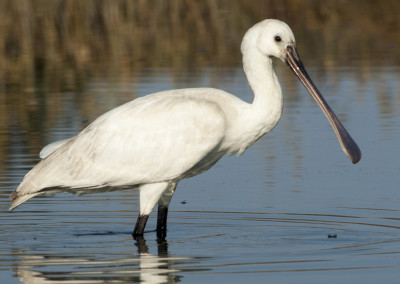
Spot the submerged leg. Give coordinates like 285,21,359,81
157,205,168,240
156,183,177,240
132,182,169,238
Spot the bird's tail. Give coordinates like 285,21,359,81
9,158,50,210
9,190,40,210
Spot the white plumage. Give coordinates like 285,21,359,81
9,19,361,239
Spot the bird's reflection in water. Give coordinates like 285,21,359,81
13,236,187,283
135,236,181,283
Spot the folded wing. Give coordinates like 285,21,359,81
10,91,227,209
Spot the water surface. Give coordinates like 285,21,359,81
1,65,400,283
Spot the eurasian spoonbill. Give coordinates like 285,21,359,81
9,19,361,239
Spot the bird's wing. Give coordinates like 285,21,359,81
39,138,72,159
13,92,227,199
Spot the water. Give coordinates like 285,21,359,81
1,65,400,283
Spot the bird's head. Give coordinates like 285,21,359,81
241,19,295,62
241,19,362,164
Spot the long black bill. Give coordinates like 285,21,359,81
285,44,362,164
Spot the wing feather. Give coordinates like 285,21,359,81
39,138,72,159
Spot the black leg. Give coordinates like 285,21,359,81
134,236,149,254
157,205,168,240
157,238,169,256
132,214,149,238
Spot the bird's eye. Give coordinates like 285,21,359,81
274,35,282,42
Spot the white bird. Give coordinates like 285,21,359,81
9,19,361,239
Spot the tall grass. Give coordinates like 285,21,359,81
0,0,399,90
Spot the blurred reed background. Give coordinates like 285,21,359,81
0,0,399,160
0,0,399,89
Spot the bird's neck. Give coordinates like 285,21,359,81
243,51,283,127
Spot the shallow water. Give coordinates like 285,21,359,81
1,65,400,283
